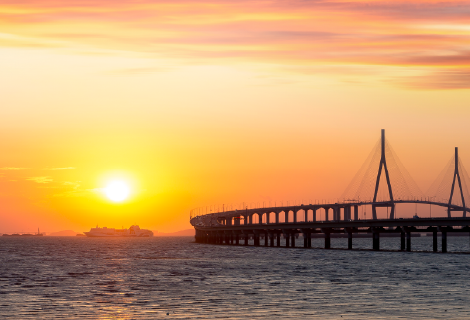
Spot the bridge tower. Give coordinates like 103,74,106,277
448,147,466,218
372,129,395,220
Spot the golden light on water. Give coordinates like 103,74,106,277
104,180,131,202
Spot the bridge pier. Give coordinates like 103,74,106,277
265,231,269,246
442,231,447,253
373,231,380,251
401,231,405,251
303,231,308,248
235,234,239,245
270,233,274,247
325,208,329,221
244,233,249,246
291,232,296,247
354,205,358,221
254,233,260,246
325,232,331,249
285,232,290,247
406,231,411,252
277,232,281,247
433,231,437,252
348,231,353,250
312,208,317,222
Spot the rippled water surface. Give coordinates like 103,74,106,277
1,236,470,319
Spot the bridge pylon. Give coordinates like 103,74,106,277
372,129,395,220
448,147,466,218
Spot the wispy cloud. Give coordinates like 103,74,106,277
44,167,76,170
26,176,53,184
391,69,470,90
1,0,470,89
106,67,172,76
63,181,81,189
0,167,27,170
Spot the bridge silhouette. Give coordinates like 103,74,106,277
190,130,470,253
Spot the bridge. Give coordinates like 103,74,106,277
190,130,470,253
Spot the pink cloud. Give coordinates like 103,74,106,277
1,0,469,89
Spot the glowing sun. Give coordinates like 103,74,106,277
104,180,130,202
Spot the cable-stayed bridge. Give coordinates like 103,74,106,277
190,130,470,253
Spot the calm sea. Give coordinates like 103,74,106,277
1,236,470,319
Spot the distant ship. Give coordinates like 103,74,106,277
83,225,153,237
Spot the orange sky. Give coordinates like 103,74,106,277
1,0,470,233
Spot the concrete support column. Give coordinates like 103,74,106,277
265,231,269,246
304,209,308,222
325,232,331,249
270,233,274,247
259,213,263,225
254,233,260,246
303,231,308,248
293,210,297,223
285,232,290,247
442,231,447,253
291,232,296,247
235,234,239,245
245,233,249,246
277,233,281,247
433,231,437,252
312,208,317,222
275,212,280,224
406,232,411,252
325,208,329,221
354,205,359,221
400,231,405,251
373,231,380,251
227,218,232,226
248,215,252,225
285,210,289,223
348,231,353,250
308,232,311,248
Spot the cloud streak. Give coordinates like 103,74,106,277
26,176,53,184
1,0,470,89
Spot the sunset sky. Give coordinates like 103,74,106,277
1,0,470,233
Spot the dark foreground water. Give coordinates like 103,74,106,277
1,236,470,319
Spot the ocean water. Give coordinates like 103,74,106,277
1,236,470,319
